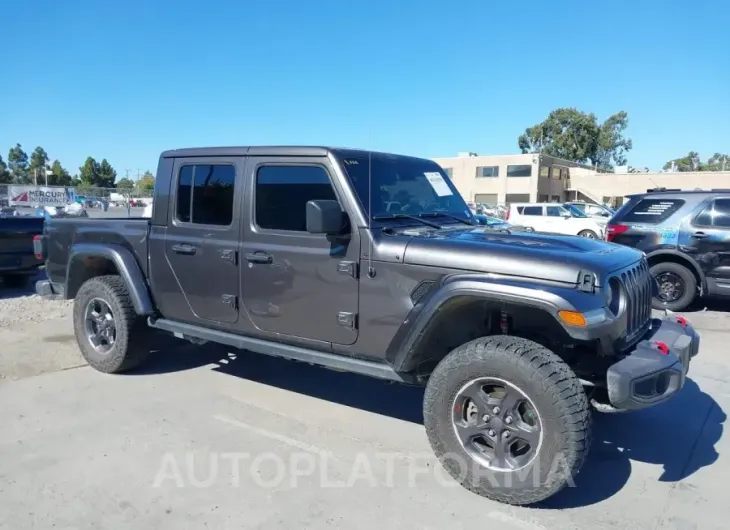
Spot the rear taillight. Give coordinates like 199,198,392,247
606,223,629,242
33,235,44,260
505,209,510,221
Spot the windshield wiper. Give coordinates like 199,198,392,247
418,212,473,225
372,213,442,229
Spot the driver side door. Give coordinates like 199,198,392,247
240,157,360,346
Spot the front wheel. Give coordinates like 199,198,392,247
423,336,591,505
650,261,697,311
578,229,598,239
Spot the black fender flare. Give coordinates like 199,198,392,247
66,243,155,315
645,249,706,289
386,276,578,373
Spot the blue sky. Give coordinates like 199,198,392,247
1,0,728,176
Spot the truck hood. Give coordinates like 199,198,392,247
402,226,644,285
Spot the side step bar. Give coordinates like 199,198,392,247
147,318,412,383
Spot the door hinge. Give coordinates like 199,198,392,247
221,249,238,265
337,311,357,329
337,260,358,278
221,294,238,309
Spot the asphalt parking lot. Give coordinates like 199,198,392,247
0,274,728,529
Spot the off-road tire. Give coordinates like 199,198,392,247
650,261,697,312
578,229,598,239
73,275,151,373
423,335,592,506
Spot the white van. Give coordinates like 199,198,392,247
506,203,606,239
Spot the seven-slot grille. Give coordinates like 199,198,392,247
619,259,653,338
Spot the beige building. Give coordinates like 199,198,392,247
433,152,730,207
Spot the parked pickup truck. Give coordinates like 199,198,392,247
35,146,700,505
0,213,44,287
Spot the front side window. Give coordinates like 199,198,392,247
255,165,337,232
546,206,563,217
335,151,471,221
176,164,235,226
695,198,730,228
507,165,532,177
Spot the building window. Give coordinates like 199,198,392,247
539,166,550,178
506,165,532,177
176,164,235,226
442,167,453,178
552,167,563,180
476,166,499,178
255,165,337,232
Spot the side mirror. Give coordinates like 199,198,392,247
306,200,346,234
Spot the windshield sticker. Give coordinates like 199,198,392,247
424,172,453,197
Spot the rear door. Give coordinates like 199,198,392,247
687,197,730,291
163,158,242,324
517,205,547,232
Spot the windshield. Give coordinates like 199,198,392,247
334,150,472,223
563,204,589,218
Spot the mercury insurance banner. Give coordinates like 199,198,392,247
8,185,75,207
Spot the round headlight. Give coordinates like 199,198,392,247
606,277,622,315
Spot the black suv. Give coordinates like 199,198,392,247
607,188,730,311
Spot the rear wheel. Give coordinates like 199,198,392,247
73,275,151,373
650,261,697,311
578,229,598,239
423,336,591,505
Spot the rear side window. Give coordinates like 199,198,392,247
694,198,730,228
618,198,684,224
518,206,542,216
176,164,235,226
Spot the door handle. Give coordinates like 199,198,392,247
692,232,709,239
172,244,197,255
245,252,273,264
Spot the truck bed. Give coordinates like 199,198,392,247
43,217,150,283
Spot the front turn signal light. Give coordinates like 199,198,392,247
558,310,587,327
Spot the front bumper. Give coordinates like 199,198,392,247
606,315,699,411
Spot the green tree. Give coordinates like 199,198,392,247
79,157,101,185
116,177,135,189
29,146,50,184
8,144,30,183
97,159,117,187
663,151,702,172
518,108,633,170
48,160,72,186
139,170,155,191
0,155,11,184
705,153,730,171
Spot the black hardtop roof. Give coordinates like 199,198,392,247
159,146,433,162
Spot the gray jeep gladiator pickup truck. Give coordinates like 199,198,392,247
35,146,700,505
